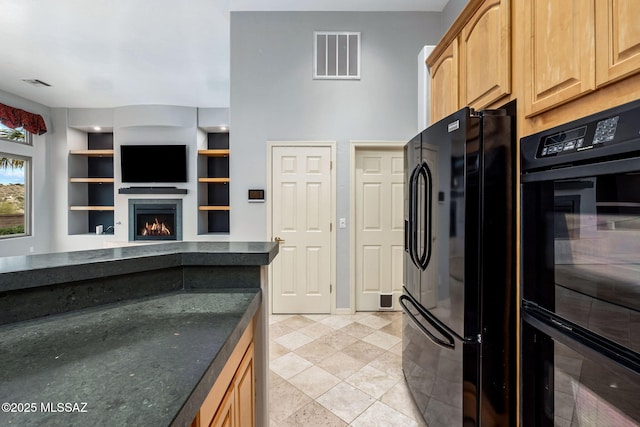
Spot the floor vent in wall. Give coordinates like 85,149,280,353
314,31,360,80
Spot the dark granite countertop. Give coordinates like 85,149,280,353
0,242,279,293
0,289,261,427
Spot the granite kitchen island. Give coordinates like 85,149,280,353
0,242,278,427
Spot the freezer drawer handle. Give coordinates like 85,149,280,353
399,294,455,349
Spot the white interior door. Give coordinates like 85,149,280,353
355,148,404,311
271,145,332,314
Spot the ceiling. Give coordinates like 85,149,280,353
0,0,448,109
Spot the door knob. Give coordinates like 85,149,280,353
274,237,285,243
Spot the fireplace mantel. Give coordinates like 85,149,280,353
118,186,188,194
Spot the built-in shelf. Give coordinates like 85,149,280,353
69,149,114,157
69,178,115,183
70,206,115,211
198,132,230,233
198,177,230,183
118,187,188,194
68,133,115,235
198,206,231,211
198,149,230,157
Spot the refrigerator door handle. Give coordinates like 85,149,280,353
399,294,455,349
411,164,424,270
408,165,421,269
416,161,433,271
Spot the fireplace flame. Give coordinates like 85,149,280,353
141,217,172,236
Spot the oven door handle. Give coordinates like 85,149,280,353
399,294,455,349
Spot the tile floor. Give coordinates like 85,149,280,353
268,311,427,426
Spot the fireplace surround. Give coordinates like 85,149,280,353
128,199,182,241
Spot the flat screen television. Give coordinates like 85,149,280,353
121,144,188,183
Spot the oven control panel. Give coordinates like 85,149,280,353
538,116,620,158
593,116,619,144
522,99,640,173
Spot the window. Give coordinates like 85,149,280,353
314,31,360,79
0,123,31,238
0,122,31,145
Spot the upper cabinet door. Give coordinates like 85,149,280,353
523,0,596,117
429,40,459,124
596,0,640,87
460,0,511,109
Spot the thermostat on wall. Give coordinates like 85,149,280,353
248,189,265,202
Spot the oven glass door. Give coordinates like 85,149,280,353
521,162,640,351
522,320,640,426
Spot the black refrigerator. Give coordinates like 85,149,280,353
401,104,516,426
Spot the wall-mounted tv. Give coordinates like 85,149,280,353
121,144,188,183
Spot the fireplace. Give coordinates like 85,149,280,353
128,199,182,241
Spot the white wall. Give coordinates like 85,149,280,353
418,45,436,131
0,90,52,257
230,11,443,309
0,9,460,280
442,0,470,34
47,105,230,253
112,106,198,243
0,96,230,256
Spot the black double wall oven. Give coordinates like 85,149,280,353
521,100,640,426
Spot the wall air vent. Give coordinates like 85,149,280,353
22,79,52,87
314,31,360,80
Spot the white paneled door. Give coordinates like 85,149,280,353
271,145,332,314
355,148,404,311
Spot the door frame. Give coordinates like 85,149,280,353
266,141,337,315
349,140,406,314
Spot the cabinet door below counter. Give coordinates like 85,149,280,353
192,322,255,427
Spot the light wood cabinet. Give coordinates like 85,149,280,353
428,0,511,123
522,0,596,117
192,321,255,427
209,387,234,427
208,343,253,427
595,0,640,87
231,342,255,427
429,40,459,124
428,0,640,134
459,0,511,109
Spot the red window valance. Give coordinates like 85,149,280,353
0,103,47,135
